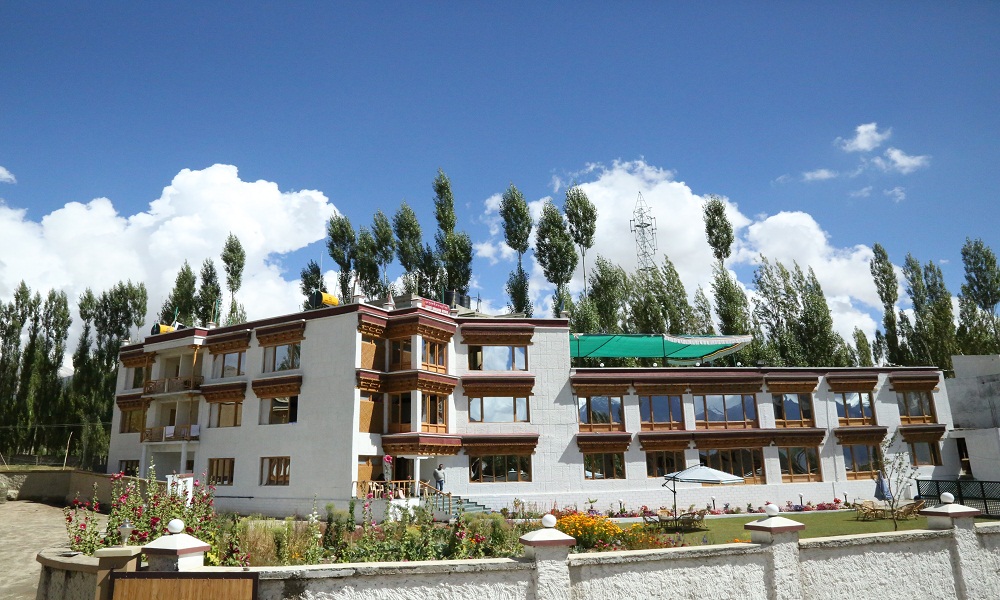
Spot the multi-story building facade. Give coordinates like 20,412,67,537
108,296,960,517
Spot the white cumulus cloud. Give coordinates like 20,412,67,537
883,187,906,203
837,122,892,153
850,186,873,198
0,166,15,184
802,169,837,182
874,147,930,174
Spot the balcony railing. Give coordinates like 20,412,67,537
141,424,201,442
143,376,204,395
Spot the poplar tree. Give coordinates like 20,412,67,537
371,210,396,297
959,237,1000,352
326,214,357,303
870,243,906,365
354,227,384,300
704,197,749,341
586,256,629,333
433,169,473,294
299,260,328,310
853,327,874,367
159,261,198,325
564,185,597,295
534,200,578,316
195,259,222,326
500,183,533,315
903,254,957,372
691,287,716,335
221,234,247,326
393,202,423,295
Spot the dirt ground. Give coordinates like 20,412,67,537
0,500,102,600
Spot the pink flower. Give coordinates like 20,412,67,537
79,523,87,530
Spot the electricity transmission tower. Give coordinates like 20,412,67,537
629,192,657,272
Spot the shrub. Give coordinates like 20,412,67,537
554,513,622,550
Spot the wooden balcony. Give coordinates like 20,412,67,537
143,376,204,395
141,424,201,442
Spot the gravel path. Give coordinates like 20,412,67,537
0,501,102,600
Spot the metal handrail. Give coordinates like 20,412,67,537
418,480,453,515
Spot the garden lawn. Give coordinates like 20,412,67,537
663,511,937,545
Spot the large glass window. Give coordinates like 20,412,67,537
390,339,412,371
129,367,148,390
646,451,683,478
583,453,626,480
469,455,532,483
263,343,300,373
909,441,942,466
842,444,880,479
897,391,936,424
210,401,242,428
835,392,875,426
699,448,763,483
212,351,246,378
389,392,412,433
772,394,814,427
639,395,683,430
694,394,757,429
778,447,822,482
577,396,625,432
422,340,447,373
467,345,528,371
260,456,290,486
208,458,235,486
120,408,144,433
422,393,447,433
469,397,529,423
260,396,297,425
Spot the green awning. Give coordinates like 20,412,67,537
569,333,751,364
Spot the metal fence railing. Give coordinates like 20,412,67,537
916,479,1000,517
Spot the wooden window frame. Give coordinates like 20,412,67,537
909,441,942,466
260,396,297,425
468,396,530,423
897,390,937,425
209,400,243,428
698,447,764,484
469,454,532,483
260,456,290,486
129,367,147,390
639,394,684,431
577,395,626,432
208,458,235,486
212,350,246,378
388,392,412,433
467,345,528,371
421,393,447,433
777,446,822,482
645,450,684,478
421,339,448,373
262,343,300,373
772,393,815,428
835,391,876,426
120,408,144,434
583,452,626,480
694,394,758,430
389,339,412,371
842,444,881,480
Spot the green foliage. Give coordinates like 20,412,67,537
505,264,533,316
691,287,715,335
159,260,197,325
393,201,423,294
371,210,396,288
959,237,1000,354
299,260,327,310
535,201,578,313
326,214,356,303
221,233,247,325
196,259,222,325
902,254,957,372
702,195,733,263
585,256,628,334
870,243,906,365
432,169,473,295
500,184,532,260
853,327,874,367
711,262,750,337
355,227,387,300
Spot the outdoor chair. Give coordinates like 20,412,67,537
856,500,878,521
677,510,708,530
893,500,925,520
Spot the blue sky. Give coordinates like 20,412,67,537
1,3,999,349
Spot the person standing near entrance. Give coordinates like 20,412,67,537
433,464,445,492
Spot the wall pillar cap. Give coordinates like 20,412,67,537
744,515,806,533
919,504,981,519
142,532,211,556
520,515,576,547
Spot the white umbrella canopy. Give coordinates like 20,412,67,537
662,465,744,519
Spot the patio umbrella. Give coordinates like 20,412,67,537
662,465,744,520
875,470,892,502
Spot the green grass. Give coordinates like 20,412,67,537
657,510,936,545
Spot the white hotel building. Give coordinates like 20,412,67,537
108,296,960,517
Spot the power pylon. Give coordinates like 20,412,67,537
629,192,657,272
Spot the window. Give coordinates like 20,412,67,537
772,394,814,427
909,441,942,466
129,367,147,390
639,395,683,430
389,392,412,433
778,447,822,482
835,392,875,426
842,444,880,479
897,390,936,424
583,453,625,480
422,393,447,433
208,458,235,486
120,408,144,434
646,451,683,478
577,396,625,432
118,460,139,477
694,394,757,429
210,401,242,428
260,396,297,425
263,343,300,373
422,339,447,373
260,456,290,486
469,397,529,423
469,455,532,483
467,345,527,371
699,448,763,483
212,351,246,378
390,339,412,371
